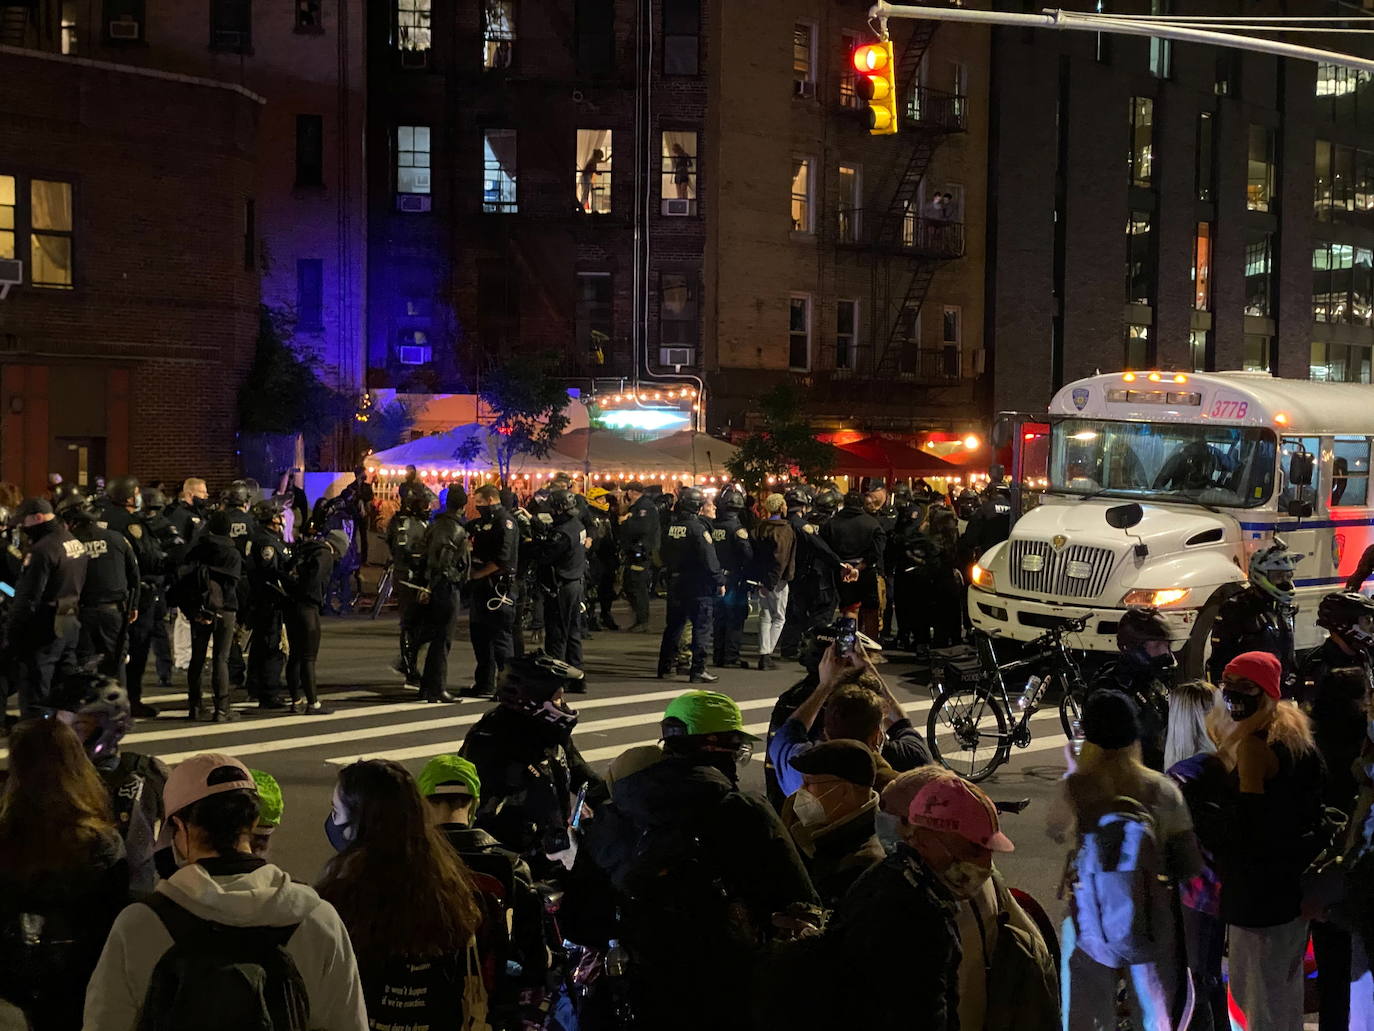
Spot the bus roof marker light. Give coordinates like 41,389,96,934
1173,374,1187,383
1123,372,1136,382
1275,412,1290,426
1147,372,1162,382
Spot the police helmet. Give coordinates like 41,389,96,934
798,621,884,673
1317,591,1374,650
675,486,706,515
546,489,579,517
891,483,914,509
223,481,252,508
783,483,813,509
716,484,747,511
106,476,139,507
52,483,93,520
142,487,168,513
841,490,864,512
251,499,284,525
401,488,433,516
1248,539,1303,606
1115,606,1176,671
51,672,131,764
496,652,583,728
812,488,842,515
955,488,980,521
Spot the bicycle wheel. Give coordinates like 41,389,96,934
370,567,393,620
1058,681,1085,740
927,688,1009,782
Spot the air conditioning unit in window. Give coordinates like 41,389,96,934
662,198,693,216
396,194,432,213
0,259,22,300
108,18,140,39
793,79,815,98
397,345,432,365
659,347,694,368
400,48,429,69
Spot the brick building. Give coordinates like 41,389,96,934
985,1,1374,415
0,46,259,490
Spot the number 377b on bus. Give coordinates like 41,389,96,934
1209,399,1249,419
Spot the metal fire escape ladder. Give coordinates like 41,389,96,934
1,5,31,47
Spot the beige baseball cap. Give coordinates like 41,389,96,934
156,753,258,849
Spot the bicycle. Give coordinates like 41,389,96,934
370,561,395,620
926,615,1090,782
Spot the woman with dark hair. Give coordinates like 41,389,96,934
318,759,490,1028
0,718,127,1031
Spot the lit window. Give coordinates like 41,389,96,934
836,299,858,370
1247,125,1275,212
660,271,699,353
576,130,612,215
838,164,861,243
397,0,429,50
791,157,812,233
0,176,13,260
661,132,697,212
1192,223,1212,311
397,126,431,195
397,330,431,365
1128,97,1153,188
789,295,811,370
1245,230,1273,317
30,179,73,289
483,130,518,213
483,0,514,69
1243,334,1271,373
1312,242,1373,326
1126,211,1153,306
1332,437,1372,503
839,32,860,109
61,0,77,52
1189,329,1210,372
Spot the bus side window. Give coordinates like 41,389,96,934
1279,436,1322,507
1332,437,1372,506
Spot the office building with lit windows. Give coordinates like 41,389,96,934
985,3,1374,416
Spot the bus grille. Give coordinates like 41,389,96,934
1007,540,1116,599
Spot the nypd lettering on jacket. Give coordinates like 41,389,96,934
668,525,688,539
62,539,86,559
83,538,109,559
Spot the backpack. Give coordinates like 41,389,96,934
1069,794,1174,968
137,893,310,1031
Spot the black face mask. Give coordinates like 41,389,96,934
475,505,496,520
324,812,351,853
1222,689,1263,722
22,520,53,541
1150,651,1178,673
692,749,739,783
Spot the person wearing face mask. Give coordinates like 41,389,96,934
459,653,604,868
1208,540,1303,691
164,478,208,673
1087,606,1176,770
85,752,367,1031
1049,688,1201,1031
464,483,520,698
1209,651,1325,1031
5,497,87,717
781,740,885,906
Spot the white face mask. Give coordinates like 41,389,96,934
792,789,827,827
932,839,992,899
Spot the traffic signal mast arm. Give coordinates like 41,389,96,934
867,2,1374,73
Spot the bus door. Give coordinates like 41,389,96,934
991,412,1050,526
1276,436,1332,608
1330,435,1374,589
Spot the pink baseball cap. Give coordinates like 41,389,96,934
908,776,1015,853
155,753,258,848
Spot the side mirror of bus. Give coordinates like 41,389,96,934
1104,503,1143,531
1288,452,1314,488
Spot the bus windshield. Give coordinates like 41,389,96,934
1049,419,1277,509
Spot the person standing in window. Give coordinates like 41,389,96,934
580,149,604,212
672,143,693,200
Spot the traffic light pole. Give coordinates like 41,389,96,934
868,2,1374,73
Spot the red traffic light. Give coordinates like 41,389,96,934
853,43,890,74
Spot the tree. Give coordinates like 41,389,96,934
237,305,348,440
455,352,572,485
724,383,836,490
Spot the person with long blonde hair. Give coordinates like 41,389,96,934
1208,651,1324,1031
0,718,127,1030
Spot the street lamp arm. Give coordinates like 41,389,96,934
868,2,1374,72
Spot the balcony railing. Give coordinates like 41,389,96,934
835,208,966,258
906,87,968,132
895,346,963,383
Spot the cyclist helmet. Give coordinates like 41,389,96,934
52,672,130,766
586,487,611,512
1317,591,1374,651
496,653,583,729
1248,538,1303,605
1116,605,1176,671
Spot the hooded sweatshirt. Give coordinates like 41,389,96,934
84,856,367,1031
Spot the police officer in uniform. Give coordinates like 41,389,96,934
536,489,588,677
6,497,88,715
244,500,291,709
710,484,754,669
386,488,432,687
58,487,139,685
586,487,620,630
823,490,886,638
125,487,182,716
1208,539,1303,690
656,487,724,683
619,481,658,632
466,483,520,697
220,481,257,688
778,486,851,661
164,477,209,550
413,488,470,703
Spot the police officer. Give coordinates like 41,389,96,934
822,490,885,637
656,487,724,683
58,487,139,687
386,488,433,687
586,487,620,630
777,486,851,661
466,483,520,697
619,481,658,632
125,487,182,716
164,477,209,550
1088,606,1174,770
1297,592,1374,817
414,488,470,703
6,497,88,715
283,529,349,715
710,484,754,669
1208,539,1303,690
220,481,257,688
889,497,934,653
536,489,588,677
244,500,291,709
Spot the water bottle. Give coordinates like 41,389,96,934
1070,716,1085,756
1016,675,1043,712
605,938,630,978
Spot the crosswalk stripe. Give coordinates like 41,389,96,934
323,699,778,767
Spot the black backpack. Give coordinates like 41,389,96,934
137,893,310,1031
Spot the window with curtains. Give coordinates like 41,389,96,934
483,130,518,212
483,0,515,69
791,157,812,233
31,180,73,289
661,131,697,211
397,0,430,50
576,130,612,214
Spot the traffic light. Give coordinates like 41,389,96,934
853,40,898,135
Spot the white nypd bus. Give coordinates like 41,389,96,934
968,370,1374,671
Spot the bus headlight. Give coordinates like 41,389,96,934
1122,588,1191,608
970,564,995,591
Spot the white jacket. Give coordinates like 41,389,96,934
84,860,367,1031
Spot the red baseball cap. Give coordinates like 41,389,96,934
909,776,1015,853
1223,651,1282,699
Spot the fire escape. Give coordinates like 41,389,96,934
832,21,967,394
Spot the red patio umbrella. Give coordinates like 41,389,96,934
832,436,962,479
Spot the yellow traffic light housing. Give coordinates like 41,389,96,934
854,40,898,135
